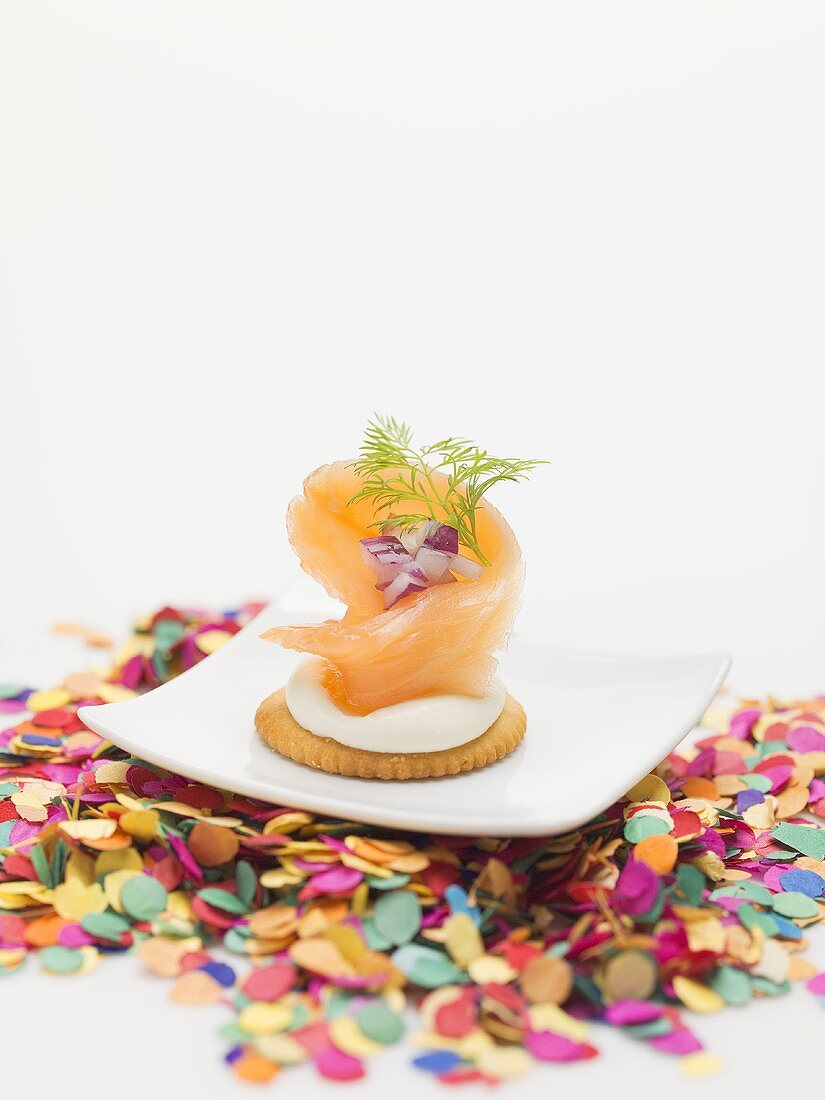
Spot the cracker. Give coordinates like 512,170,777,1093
254,689,526,780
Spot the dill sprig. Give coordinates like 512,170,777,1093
348,415,546,566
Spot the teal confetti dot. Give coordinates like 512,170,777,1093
40,946,83,975
373,890,422,946
120,875,168,921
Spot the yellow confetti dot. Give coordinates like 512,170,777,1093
165,891,194,922
65,850,97,886
443,913,484,968
59,818,117,842
324,923,367,965
682,1052,723,1078
95,682,138,704
467,954,518,985
476,1046,533,1080
26,688,72,711
624,773,671,804
103,869,141,912
528,1003,589,1041
238,1002,293,1035
94,761,132,785
119,809,160,842
94,846,143,878
252,1033,306,1066
329,1016,382,1057
0,948,27,971
52,880,107,921
78,945,101,975
672,975,725,1014
195,629,232,654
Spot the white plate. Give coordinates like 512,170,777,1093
79,604,730,837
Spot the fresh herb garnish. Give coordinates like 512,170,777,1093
349,415,546,566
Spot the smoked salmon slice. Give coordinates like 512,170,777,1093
262,461,524,714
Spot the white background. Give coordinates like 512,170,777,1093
1,3,824,1098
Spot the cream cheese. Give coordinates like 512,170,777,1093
285,657,505,754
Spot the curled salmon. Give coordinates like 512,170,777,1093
262,461,524,714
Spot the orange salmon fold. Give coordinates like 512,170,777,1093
261,461,524,713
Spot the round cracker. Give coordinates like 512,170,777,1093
254,689,526,780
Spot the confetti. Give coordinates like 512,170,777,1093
2,602,825,1089
120,875,168,920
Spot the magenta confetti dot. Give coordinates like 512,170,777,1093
650,1027,703,1055
315,1046,365,1081
526,1030,593,1062
787,726,825,753
604,1000,664,1026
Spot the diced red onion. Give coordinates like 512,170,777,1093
449,554,483,580
361,535,403,551
371,561,404,589
415,546,453,582
422,522,459,556
398,526,429,555
382,571,428,610
361,522,482,608
359,538,412,566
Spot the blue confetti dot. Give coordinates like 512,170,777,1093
200,960,236,987
413,1050,463,1074
224,1046,243,1065
20,733,61,746
737,789,765,813
769,914,804,940
444,884,481,927
778,868,825,899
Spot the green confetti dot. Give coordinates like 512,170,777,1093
750,977,790,997
235,861,257,908
0,685,26,700
322,989,356,1020
197,887,249,915
223,927,251,955
772,822,825,861
709,965,751,1006
740,773,772,793
710,882,773,906
356,1000,405,1044
738,902,778,938
770,891,819,919
373,890,422,946
622,1017,673,1039
40,946,83,975
624,815,670,843
120,875,168,921
366,872,411,891
392,944,466,988
676,864,706,906
81,911,132,941
362,917,394,951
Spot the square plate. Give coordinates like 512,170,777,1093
79,603,730,837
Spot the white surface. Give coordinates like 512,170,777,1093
1,1,825,703
285,656,506,754
78,601,729,835
2,1,825,1096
